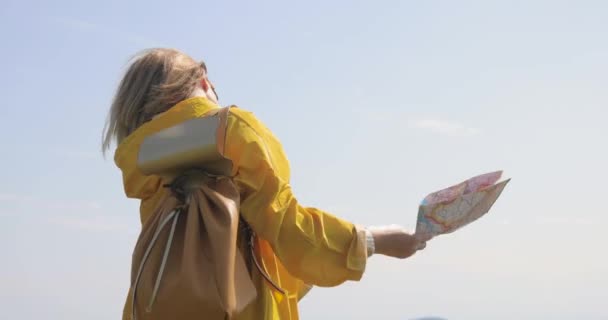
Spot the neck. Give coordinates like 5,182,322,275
189,87,207,98
189,88,219,106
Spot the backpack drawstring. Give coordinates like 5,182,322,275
131,207,183,320
147,208,180,312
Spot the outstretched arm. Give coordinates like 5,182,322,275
224,109,423,287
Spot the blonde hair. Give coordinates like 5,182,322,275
102,48,205,154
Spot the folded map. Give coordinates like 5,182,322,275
415,171,510,241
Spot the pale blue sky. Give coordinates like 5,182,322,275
1,1,607,319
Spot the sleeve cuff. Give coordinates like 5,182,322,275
364,228,375,257
345,226,369,278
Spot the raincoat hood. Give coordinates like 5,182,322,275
113,97,219,200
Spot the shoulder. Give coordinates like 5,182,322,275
224,105,291,176
229,105,262,127
226,106,276,140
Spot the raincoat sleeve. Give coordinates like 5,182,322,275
224,109,368,287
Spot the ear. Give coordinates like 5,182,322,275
200,77,210,91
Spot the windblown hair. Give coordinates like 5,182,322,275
102,48,205,154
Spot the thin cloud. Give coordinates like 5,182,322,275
55,149,100,160
0,211,17,217
49,215,128,232
1,192,102,212
52,16,98,31
0,193,34,202
0,193,20,201
410,118,481,137
494,216,594,226
533,216,594,226
47,200,102,211
64,150,98,160
49,16,160,47
1,193,129,232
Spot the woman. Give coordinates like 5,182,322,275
103,48,425,320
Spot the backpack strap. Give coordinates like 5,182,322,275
240,220,286,295
216,106,231,156
250,234,287,295
203,105,233,157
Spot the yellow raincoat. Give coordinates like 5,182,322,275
114,97,368,319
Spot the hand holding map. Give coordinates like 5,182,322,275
414,171,510,242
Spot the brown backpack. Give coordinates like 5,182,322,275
130,107,284,320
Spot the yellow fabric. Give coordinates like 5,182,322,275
114,97,367,320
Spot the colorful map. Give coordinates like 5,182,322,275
415,171,510,241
